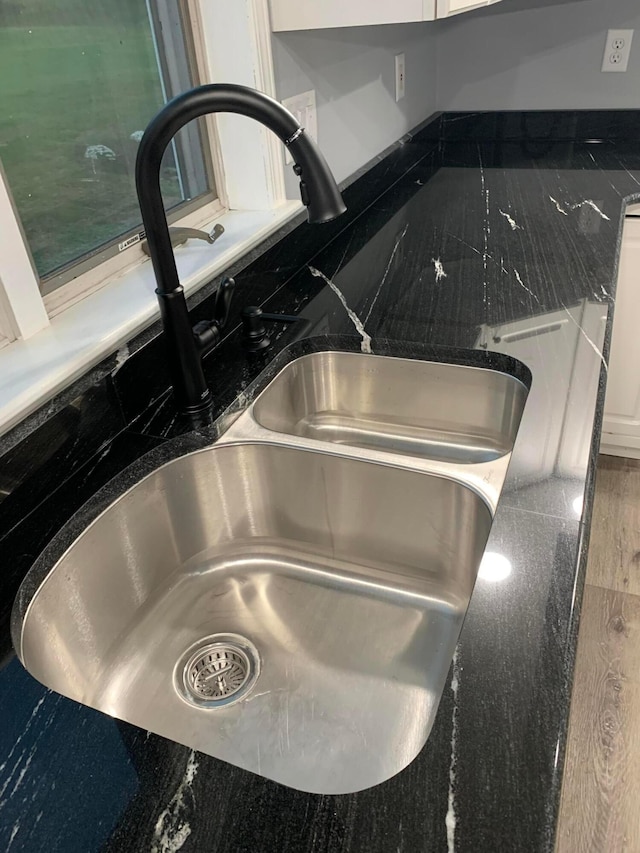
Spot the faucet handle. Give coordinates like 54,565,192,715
241,305,310,352
141,223,225,256
213,277,235,329
193,277,236,355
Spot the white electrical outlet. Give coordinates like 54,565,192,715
282,90,317,165
602,29,634,72
395,53,406,102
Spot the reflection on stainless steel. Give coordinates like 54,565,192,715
252,352,527,465
13,351,529,794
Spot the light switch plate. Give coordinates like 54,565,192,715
281,90,317,165
602,29,634,72
395,53,406,102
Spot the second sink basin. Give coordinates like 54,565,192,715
252,351,528,464
14,441,491,794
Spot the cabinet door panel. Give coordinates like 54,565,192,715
603,217,640,452
269,0,425,31
437,0,489,18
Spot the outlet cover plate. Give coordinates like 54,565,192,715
602,29,634,73
395,53,406,102
282,90,317,164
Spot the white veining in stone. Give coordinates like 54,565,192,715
478,145,491,305
113,344,130,372
152,750,199,853
0,693,57,812
572,199,610,221
0,695,46,779
444,232,484,259
7,821,19,850
586,150,624,198
309,266,372,353
363,224,408,322
614,155,640,189
446,648,460,853
562,307,608,374
550,196,610,221
499,209,522,231
549,195,569,216
513,268,539,302
433,258,447,283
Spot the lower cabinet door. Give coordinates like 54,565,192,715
602,215,640,457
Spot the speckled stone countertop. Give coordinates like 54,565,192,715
1,110,640,852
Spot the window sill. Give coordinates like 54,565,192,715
0,201,303,438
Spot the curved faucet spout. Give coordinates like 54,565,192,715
135,83,346,417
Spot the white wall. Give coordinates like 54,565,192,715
270,0,640,197
271,23,439,195
437,0,640,111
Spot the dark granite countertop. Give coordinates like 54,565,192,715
2,110,640,852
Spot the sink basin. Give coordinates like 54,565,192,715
12,347,529,794
14,442,491,794
252,352,527,464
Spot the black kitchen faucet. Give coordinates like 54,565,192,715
135,83,346,418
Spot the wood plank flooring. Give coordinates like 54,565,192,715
584,456,640,597
557,455,640,853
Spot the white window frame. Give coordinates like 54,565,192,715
0,0,288,335
0,165,50,343
0,0,304,437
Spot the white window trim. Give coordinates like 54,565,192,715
0,201,302,437
193,0,287,211
0,166,50,341
0,0,304,438
43,196,226,318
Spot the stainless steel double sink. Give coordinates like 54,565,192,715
12,350,528,794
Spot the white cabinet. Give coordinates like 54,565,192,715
602,212,640,458
436,0,498,18
269,0,501,31
269,0,434,31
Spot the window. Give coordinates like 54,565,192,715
0,0,219,296
0,0,294,436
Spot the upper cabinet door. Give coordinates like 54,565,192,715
268,0,499,31
436,0,497,18
269,0,434,32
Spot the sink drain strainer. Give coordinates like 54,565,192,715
176,634,260,708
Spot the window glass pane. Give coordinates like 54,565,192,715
0,0,213,282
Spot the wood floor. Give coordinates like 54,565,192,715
557,455,640,853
